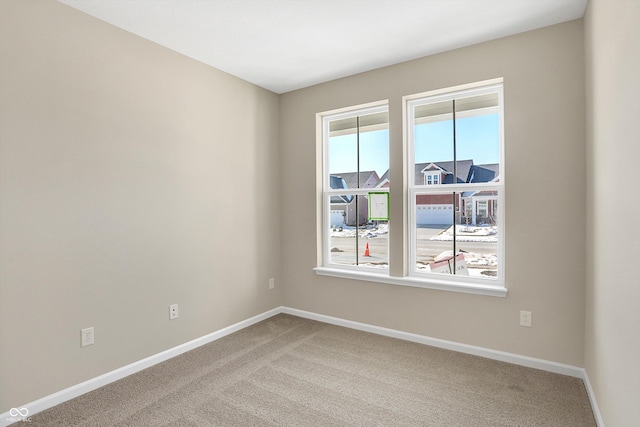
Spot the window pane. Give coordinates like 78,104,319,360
325,108,389,272
409,82,503,285
454,93,500,183
416,191,499,278
360,127,389,187
457,191,499,278
329,112,389,188
415,193,454,274
329,117,358,181
329,193,388,269
414,101,456,186
361,218,389,269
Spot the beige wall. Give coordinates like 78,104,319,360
281,21,586,366
0,0,282,410
584,0,640,425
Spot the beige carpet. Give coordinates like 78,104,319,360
20,314,595,426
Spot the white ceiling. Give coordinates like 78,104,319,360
58,0,588,94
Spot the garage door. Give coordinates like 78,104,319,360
416,204,453,225
330,210,345,227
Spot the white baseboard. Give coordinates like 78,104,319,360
0,307,280,427
582,370,605,427
1,305,604,427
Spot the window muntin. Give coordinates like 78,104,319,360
408,83,504,285
322,104,389,271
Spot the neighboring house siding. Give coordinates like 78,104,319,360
413,161,499,225
416,194,457,204
346,195,370,226
330,171,380,226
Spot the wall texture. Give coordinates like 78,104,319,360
0,0,281,411
280,21,586,366
584,0,640,425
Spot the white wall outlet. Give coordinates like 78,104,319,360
169,304,179,320
81,327,94,347
520,310,532,327
269,278,275,290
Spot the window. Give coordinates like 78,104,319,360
425,173,440,185
320,102,389,272
316,79,505,296
407,81,504,286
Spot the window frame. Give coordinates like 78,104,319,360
318,101,390,274
406,81,505,288
315,79,506,297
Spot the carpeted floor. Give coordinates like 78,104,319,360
20,314,596,426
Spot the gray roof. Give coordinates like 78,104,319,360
415,160,500,185
330,175,347,190
331,171,379,189
335,162,499,192
375,169,390,187
329,175,352,204
469,163,499,183
415,160,474,184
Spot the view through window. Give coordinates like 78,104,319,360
318,80,504,291
324,105,389,270
408,84,503,282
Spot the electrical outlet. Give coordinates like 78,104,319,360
81,327,94,347
169,304,179,320
269,278,275,289
520,310,532,327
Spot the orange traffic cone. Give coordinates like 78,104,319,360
364,242,370,257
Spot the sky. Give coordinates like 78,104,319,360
329,114,500,177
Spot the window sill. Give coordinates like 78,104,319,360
313,267,507,297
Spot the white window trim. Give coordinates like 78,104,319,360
318,101,390,274
313,266,507,297
406,79,505,289
315,79,507,298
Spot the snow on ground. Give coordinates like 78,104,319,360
417,250,497,277
341,249,497,276
430,224,497,243
434,250,497,267
330,223,389,238
357,263,389,269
